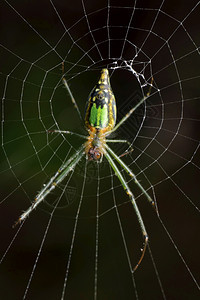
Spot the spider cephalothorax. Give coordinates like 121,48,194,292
85,128,105,161
87,146,102,161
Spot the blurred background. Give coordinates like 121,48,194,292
0,0,200,299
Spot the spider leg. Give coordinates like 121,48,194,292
48,129,87,139
119,148,134,158
107,77,153,136
104,150,148,272
62,62,83,122
14,146,85,227
106,139,133,157
105,144,158,214
106,139,131,145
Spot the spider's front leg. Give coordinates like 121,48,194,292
14,146,85,227
105,143,158,213
105,150,148,272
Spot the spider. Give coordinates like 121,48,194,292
15,65,156,271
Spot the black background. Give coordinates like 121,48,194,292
0,1,200,299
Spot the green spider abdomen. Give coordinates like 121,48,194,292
85,69,117,132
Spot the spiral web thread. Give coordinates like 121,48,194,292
0,1,200,299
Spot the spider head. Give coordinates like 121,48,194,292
87,146,102,161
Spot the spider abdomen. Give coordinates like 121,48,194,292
85,68,116,133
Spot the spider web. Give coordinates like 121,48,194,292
0,0,200,299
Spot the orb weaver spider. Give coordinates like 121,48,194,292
15,65,157,272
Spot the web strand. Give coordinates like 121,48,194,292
1,1,200,299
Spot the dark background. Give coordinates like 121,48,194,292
0,0,200,299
